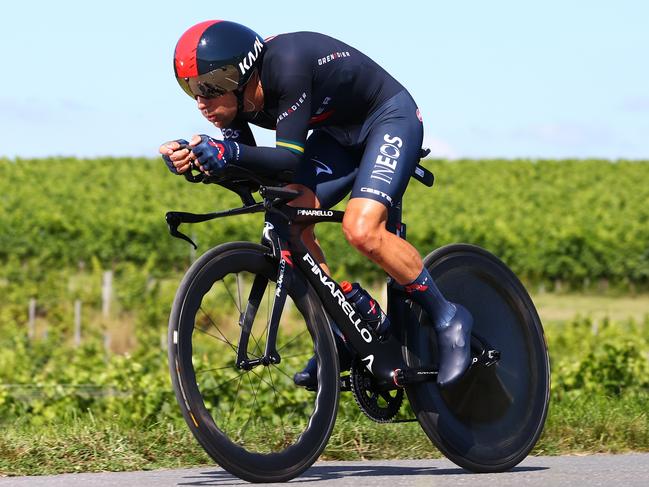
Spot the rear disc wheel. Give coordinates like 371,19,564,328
404,244,550,472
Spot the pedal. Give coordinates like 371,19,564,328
471,348,501,368
484,349,500,367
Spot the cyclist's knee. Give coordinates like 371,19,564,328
342,199,387,256
286,184,321,208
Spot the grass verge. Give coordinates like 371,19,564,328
1,392,647,476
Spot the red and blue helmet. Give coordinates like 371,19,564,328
174,20,265,99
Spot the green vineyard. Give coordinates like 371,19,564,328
2,157,648,289
1,157,649,474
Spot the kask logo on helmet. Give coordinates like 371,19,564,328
239,37,264,77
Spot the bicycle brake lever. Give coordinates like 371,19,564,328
165,212,198,249
184,170,205,183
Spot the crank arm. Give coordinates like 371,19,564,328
393,367,438,387
393,335,501,387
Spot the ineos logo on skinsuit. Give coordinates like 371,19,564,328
222,129,241,140
370,134,403,184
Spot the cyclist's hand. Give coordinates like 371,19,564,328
159,139,192,174
189,134,241,175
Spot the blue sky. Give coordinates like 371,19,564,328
0,0,647,159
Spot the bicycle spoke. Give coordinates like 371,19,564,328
251,321,270,358
196,363,237,375
197,308,237,354
226,374,245,426
271,363,298,382
279,351,313,361
241,372,264,440
277,329,309,354
221,276,242,315
195,325,236,352
248,367,276,389
207,370,247,393
236,272,243,313
266,366,287,442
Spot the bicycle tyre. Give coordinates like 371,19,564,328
404,243,550,472
168,242,340,483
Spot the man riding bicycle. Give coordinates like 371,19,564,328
159,20,473,387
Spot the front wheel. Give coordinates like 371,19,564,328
404,244,550,472
168,242,340,483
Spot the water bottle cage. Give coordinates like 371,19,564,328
357,315,389,340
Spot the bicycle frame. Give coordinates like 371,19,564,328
250,200,413,389
166,173,497,390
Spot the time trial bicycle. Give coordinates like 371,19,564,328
166,150,550,483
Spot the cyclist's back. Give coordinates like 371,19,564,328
247,31,404,132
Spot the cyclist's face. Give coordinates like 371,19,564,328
196,93,237,128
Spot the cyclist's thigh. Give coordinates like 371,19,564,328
350,91,424,208
294,130,361,210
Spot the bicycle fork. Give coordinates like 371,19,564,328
235,221,293,370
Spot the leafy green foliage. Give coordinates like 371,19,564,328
1,157,649,472
548,315,649,398
1,157,648,288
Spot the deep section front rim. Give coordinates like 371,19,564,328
168,242,340,482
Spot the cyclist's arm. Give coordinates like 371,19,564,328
235,55,311,174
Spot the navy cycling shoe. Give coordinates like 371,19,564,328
293,356,318,388
435,304,473,388
293,339,352,389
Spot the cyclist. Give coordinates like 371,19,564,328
159,20,473,387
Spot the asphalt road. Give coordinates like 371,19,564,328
2,454,648,486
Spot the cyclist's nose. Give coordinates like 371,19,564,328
196,96,208,110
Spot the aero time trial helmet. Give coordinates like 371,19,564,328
174,20,265,99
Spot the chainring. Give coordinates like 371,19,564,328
350,360,404,423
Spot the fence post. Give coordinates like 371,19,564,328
74,300,82,346
104,331,111,356
102,271,113,318
28,298,36,340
